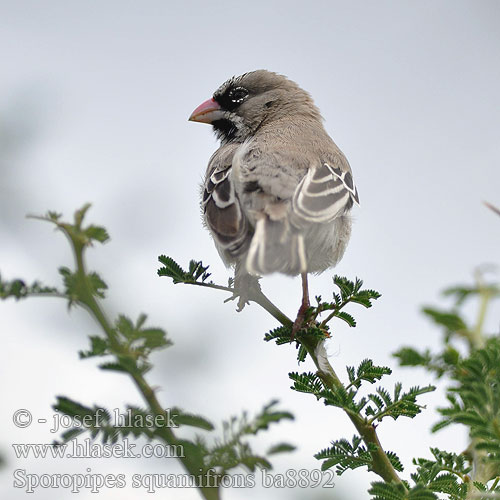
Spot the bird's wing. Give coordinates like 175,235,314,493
230,143,359,276
292,154,359,225
202,145,251,258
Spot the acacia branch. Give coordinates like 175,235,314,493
465,275,498,499
195,278,405,487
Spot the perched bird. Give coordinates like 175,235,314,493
189,70,359,335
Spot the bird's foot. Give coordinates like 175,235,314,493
225,271,262,312
223,291,250,311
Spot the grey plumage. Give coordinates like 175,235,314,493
191,70,358,308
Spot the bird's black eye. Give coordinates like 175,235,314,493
227,86,248,104
214,86,249,111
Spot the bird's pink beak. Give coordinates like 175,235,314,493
188,98,223,124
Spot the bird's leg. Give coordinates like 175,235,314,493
291,272,310,340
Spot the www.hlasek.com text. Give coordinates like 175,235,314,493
12,438,183,459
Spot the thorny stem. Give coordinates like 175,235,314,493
300,334,405,486
192,278,405,487
64,233,221,500
469,271,491,350
319,311,338,329
319,297,352,329
465,272,498,499
187,281,293,328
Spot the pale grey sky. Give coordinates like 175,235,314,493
1,1,499,499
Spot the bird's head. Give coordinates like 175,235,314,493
189,70,321,144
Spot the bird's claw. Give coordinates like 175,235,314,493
223,291,250,312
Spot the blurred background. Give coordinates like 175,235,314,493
1,1,499,499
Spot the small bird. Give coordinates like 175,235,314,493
189,70,359,335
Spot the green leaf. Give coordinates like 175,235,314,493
79,336,109,359
46,211,62,222
264,325,292,344
297,344,308,363
472,481,487,492
203,401,294,475
0,275,59,300
59,427,86,442
251,400,294,432
346,359,392,389
334,275,355,301
169,408,214,431
88,272,107,298
114,314,171,356
433,338,500,465
140,328,171,349
74,203,92,228
84,225,110,244
157,256,212,284
406,485,439,500
442,283,500,307
58,266,79,306
315,435,377,475
188,260,211,282
441,347,460,366
387,450,404,472
369,481,407,500
366,384,435,422
99,362,130,373
411,448,471,490
157,255,185,282
116,315,135,338
393,347,431,367
369,482,438,500
289,372,324,397
351,289,382,308
421,307,467,334
336,311,357,327
266,443,296,455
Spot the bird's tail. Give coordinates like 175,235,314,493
245,217,306,276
